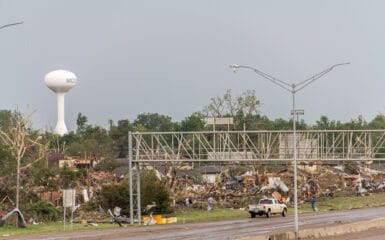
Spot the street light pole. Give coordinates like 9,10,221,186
1,21,23,212
291,84,298,238
229,62,349,240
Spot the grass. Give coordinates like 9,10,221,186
299,193,385,213
1,193,385,237
0,220,120,237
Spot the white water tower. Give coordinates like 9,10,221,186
44,70,77,136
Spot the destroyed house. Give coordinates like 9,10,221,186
195,165,222,183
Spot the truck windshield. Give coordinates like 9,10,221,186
259,199,273,204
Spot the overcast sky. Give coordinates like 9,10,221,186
1,1,384,131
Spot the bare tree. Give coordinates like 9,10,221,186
49,133,67,154
203,96,225,117
203,89,260,118
237,89,260,117
0,110,48,210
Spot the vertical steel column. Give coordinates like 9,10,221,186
136,162,141,225
213,128,216,160
128,131,134,225
292,88,299,240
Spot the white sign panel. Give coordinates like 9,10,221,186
205,117,234,125
63,189,76,208
290,110,304,115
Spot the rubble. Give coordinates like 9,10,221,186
167,162,385,210
22,157,385,222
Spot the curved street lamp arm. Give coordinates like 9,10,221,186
295,62,350,92
229,64,292,92
0,22,24,30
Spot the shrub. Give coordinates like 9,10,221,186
140,170,171,214
94,158,121,172
99,182,130,215
82,200,99,212
99,170,171,215
24,201,60,222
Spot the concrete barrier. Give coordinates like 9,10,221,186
239,217,385,240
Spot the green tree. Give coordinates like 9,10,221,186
109,119,132,158
134,113,175,132
178,113,205,131
340,115,367,130
57,165,81,189
76,112,88,134
0,110,13,129
314,116,341,130
271,118,291,130
51,131,78,154
67,125,113,158
26,162,58,192
315,116,330,129
368,114,385,129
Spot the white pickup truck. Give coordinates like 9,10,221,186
248,198,287,218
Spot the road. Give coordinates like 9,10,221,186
4,206,385,240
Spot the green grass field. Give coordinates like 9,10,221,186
0,221,118,236
299,193,385,213
1,193,385,237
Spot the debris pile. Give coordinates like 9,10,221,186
165,163,385,210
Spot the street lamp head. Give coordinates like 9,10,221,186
229,64,240,73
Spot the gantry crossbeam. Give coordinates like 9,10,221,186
131,130,385,162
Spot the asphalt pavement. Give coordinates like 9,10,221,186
3,206,385,240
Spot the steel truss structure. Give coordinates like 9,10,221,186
131,130,385,163
128,130,385,224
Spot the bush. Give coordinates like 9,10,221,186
82,200,99,212
99,170,171,215
99,182,130,215
94,158,121,172
140,170,171,214
24,201,60,222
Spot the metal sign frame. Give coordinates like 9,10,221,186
128,129,385,225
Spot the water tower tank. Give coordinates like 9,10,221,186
44,70,77,136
